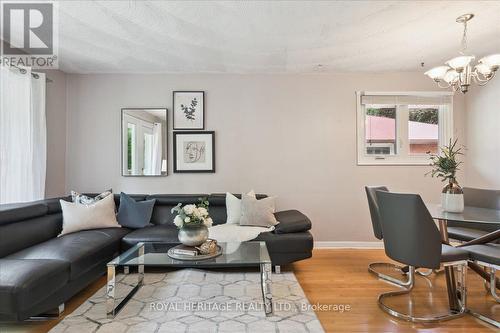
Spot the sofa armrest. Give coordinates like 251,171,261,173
273,210,311,234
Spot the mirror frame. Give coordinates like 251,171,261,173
121,107,168,177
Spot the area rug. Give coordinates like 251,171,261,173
49,269,324,333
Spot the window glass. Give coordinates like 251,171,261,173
408,107,439,155
365,106,397,155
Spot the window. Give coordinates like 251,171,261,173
357,92,453,165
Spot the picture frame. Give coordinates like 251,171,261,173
173,91,205,130
173,131,215,173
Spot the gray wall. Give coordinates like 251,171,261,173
63,73,466,242
465,78,500,189
43,69,67,198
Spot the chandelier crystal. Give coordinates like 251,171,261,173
425,14,500,93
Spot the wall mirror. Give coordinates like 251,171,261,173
121,108,168,176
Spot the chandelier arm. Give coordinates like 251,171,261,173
474,71,495,86
437,81,452,89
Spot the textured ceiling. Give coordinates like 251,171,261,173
56,1,500,73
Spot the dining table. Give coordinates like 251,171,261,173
425,203,500,312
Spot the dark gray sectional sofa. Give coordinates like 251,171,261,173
0,193,313,321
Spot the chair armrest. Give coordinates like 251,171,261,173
273,210,311,234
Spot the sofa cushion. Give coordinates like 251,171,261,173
274,210,312,234
253,231,313,253
122,225,179,249
6,228,129,280
0,259,70,313
0,214,62,258
0,203,48,226
148,195,208,225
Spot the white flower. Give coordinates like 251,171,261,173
193,208,203,218
198,207,208,217
204,217,213,227
184,217,191,223
183,204,196,215
173,215,183,228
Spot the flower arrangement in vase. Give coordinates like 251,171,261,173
427,138,465,213
171,198,213,246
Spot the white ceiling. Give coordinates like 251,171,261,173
56,1,500,74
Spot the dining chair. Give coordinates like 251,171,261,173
365,186,431,286
376,191,469,322
447,187,500,242
461,243,500,328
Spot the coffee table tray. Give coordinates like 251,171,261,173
167,244,222,261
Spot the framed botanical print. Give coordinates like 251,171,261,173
173,91,204,129
173,131,215,173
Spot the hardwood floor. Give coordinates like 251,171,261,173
1,249,498,332
293,249,498,333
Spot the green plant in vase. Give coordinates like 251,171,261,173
427,138,465,213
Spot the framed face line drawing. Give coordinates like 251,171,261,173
173,91,205,130
173,131,215,173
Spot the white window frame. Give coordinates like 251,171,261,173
356,91,454,166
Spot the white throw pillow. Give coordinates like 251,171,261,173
239,194,279,227
59,194,121,236
226,190,256,224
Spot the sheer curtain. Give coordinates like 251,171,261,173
0,66,46,204
151,122,162,174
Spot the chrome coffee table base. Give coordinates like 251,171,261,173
261,263,273,316
106,242,274,318
107,246,144,318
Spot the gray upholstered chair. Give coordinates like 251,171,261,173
376,191,469,322
461,242,500,327
447,187,500,242
365,186,430,285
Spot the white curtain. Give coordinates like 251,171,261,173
151,122,162,174
0,66,46,204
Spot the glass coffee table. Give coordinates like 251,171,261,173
106,241,273,318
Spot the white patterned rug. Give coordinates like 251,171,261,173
49,269,324,333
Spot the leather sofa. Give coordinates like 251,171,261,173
0,193,313,321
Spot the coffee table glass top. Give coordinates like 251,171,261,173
109,241,271,268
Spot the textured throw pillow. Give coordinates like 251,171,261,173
71,189,112,205
239,194,278,227
116,192,156,229
226,190,256,224
59,194,120,236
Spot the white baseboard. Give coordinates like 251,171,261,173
314,241,383,249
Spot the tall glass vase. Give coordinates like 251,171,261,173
441,178,464,213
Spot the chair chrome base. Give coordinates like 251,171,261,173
467,261,500,328
369,262,434,287
378,263,468,323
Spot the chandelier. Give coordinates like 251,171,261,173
424,14,500,94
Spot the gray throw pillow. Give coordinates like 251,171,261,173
239,194,278,227
71,189,112,205
116,192,156,229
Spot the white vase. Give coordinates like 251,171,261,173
441,179,464,213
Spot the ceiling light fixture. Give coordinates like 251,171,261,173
424,14,500,94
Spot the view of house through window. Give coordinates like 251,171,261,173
408,107,439,155
358,92,452,165
365,106,397,155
